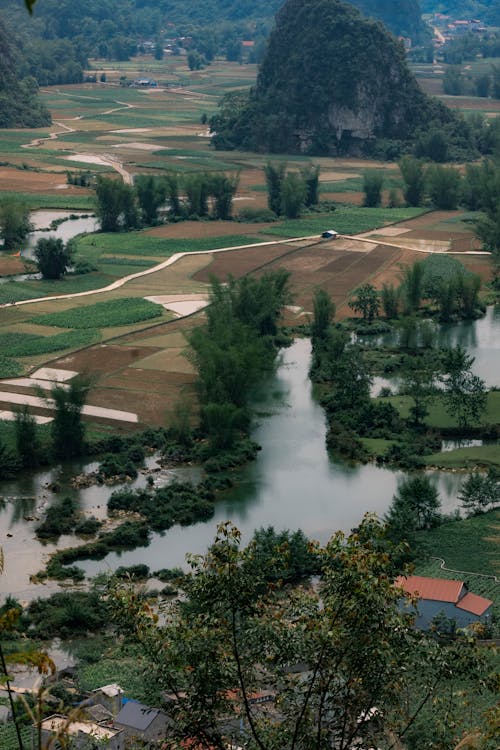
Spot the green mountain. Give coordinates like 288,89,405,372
212,0,457,156
0,19,51,128
421,2,500,26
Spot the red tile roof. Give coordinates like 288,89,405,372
456,592,493,616
396,575,464,603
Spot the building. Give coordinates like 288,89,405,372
396,575,493,630
91,683,124,716
114,701,171,743
40,714,124,750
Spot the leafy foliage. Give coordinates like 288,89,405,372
110,519,495,750
212,0,460,156
31,297,162,329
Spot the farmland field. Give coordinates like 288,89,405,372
0,56,493,427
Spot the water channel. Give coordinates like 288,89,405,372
0,307,498,599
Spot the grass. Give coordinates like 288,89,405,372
423,444,500,469
261,207,427,238
383,391,500,430
415,508,500,583
0,191,94,211
31,297,164,329
0,724,32,750
75,231,262,257
0,329,101,357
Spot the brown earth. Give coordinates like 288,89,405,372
144,220,271,240
0,167,91,194
0,255,32,275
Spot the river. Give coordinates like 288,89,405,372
1,311,499,599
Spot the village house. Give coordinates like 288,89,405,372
39,714,125,750
114,700,171,743
396,575,493,630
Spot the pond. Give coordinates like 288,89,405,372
1,306,499,599
23,210,99,260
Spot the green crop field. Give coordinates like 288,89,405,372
0,329,101,357
31,296,164,329
261,207,427,238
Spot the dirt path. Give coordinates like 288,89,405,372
21,96,136,185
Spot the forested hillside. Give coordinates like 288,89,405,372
0,0,427,71
0,19,51,127
421,1,500,25
211,0,461,158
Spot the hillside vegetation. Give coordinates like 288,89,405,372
211,0,461,157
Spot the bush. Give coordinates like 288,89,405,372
236,207,277,222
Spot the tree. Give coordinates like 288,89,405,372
210,172,239,220
0,198,32,251
14,405,40,468
95,176,138,232
426,164,461,210
281,172,306,218
380,282,399,319
184,173,209,217
311,288,335,344
363,170,383,207
264,162,286,216
135,175,167,225
400,260,424,313
399,156,426,207
400,353,438,429
111,519,490,750
47,375,91,459
386,475,441,548
440,346,487,429
301,163,320,207
458,472,499,516
34,237,72,280
348,284,380,323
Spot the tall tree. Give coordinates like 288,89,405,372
95,176,138,232
399,156,426,207
348,284,380,323
48,376,91,460
135,175,167,226
311,288,335,345
111,518,490,750
363,170,384,207
440,346,487,429
264,161,286,216
34,237,72,280
0,198,32,252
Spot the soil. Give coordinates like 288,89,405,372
0,167,91,194
0,256,31,275
144,220,271,239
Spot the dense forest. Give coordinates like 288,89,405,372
0,19,51,127
0,0,428,82
211,0,463,158
422,1,500,25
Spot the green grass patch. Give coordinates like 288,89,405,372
77,651,150,702
0,355,22,378
0,283,46,304
423,444,500,469
415,509,500,581
0,724,32,750
76,231,261,257
261,207,427,238
383,391,500,429
32,297,163,329
0,191,94,211
0,329,101,357
360,437,395,455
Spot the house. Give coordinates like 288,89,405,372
114,700,171,743
39,714,124,750
321,229,339,239
91,683,124,716
396,575,493,630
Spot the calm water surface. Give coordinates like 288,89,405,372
2,308,499,597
